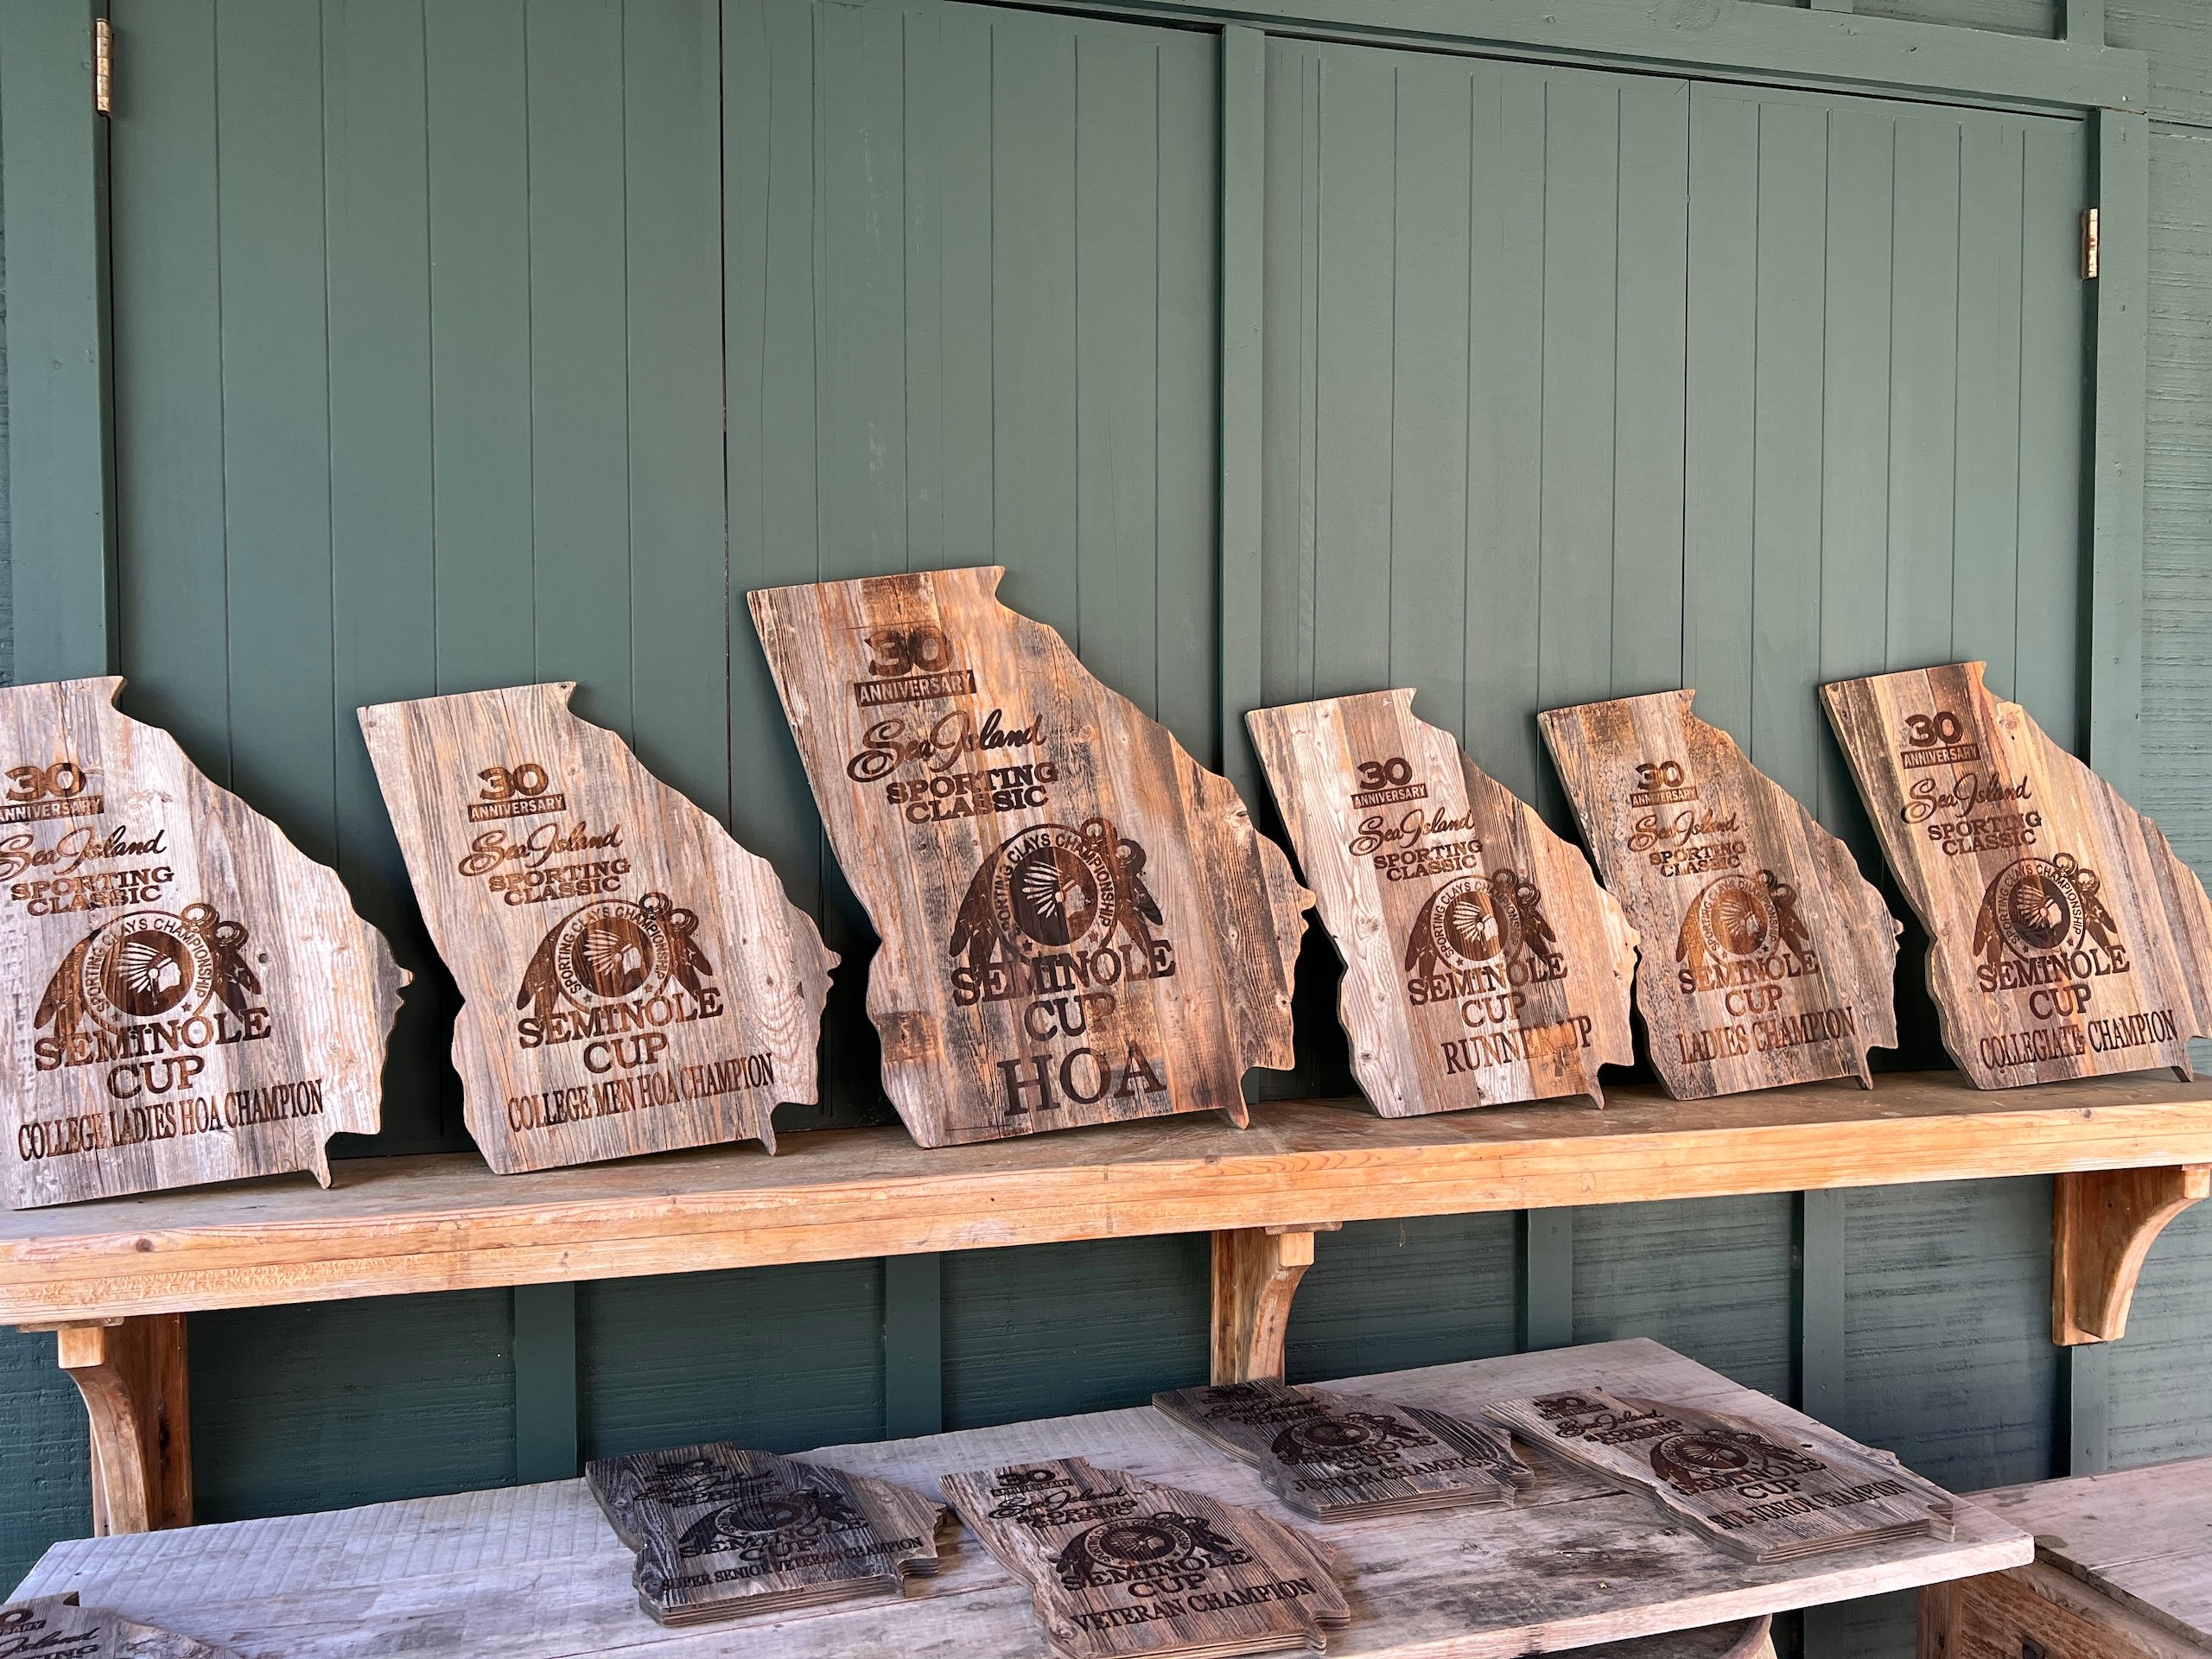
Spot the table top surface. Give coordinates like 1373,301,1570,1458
7,1071,2212,1325
13,1338,2029,1659
1972,1455,2212,1646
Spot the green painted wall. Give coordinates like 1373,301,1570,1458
0,10,2209,1658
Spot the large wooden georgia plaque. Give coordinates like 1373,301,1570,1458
0,1596,242,1658
1821,661,2212,1086
359,684,835,1172
1484,1388,1953,1564
0,678,404,1209
1248,690,1637,1113
940,1456,1350,1659
1539,692,1900,1098
749,569,1309,1147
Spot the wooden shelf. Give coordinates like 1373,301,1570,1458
6,1069,2212,1325
10,1339,2032,1659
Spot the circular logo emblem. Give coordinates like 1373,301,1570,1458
1426,874,1521,968
1652,1432,1756,1478
1988,857,2085,957
989,825,1119,957
549,897,680,1007
79,906,225,1027
1688,873,1776,961
1085,1517,1195,1569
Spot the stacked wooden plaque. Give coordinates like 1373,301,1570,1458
0,1595,240,1657
940,1456,1351,1658
1154,1380,1531,1519
751,569,1310,1146
1821,661,2212,1087
1539,691,1901,1098
1246,690,1637,1114
585,1442,946,1627
359,684,835,1172
0,678,406,1208
1484,1387,1954,1563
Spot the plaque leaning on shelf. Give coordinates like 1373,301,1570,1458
1539,691,1900,1099
1822,661,2212,1087
587,1443,947,1627
1484,1387,1954,1564
749,568,1311,1147
1248,689,1637,1113
0,677,405,1209
359,684,835,1173
941,1455,1351,1659
0,1595,243,1657
1154,1378,1533,1519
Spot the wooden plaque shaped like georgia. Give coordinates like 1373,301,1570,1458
1539,692,1900,1098
1821,662,2212,1086
0,1596,242,1658
359,685,835,1172
749,569,1310,1147
0,678,404,1209
941,1456,1350,1659
1248,690,1637,1113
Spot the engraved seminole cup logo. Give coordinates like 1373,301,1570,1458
1972,853,2119,969
950,817,1164,971
1269,1410,1429,1467
1648,1427,1824,1497
36,901,262,1039
675,1487,861,1562
1675,870,1808,976
516,891,715,1021
1053,1511,1250,1591
1402,868,1556,980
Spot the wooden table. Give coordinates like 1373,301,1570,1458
10,1339,2031,1659
7,1071,2210,1538
1923,1456,2212,1659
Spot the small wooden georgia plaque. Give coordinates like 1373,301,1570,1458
1248,690,1637,1113
0,1595,243,1658
749,568,1310,1147
0,677,404,1209
940,1456,1350,1659
1539,691,1900,1099
1821,661,2212,1086
359,684,835,1173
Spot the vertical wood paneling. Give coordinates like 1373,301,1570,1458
216,0,337,858
109,0,229,772
526,0,632,732
625,0,731,817
1887,116,1966,673
1952,124,2029,694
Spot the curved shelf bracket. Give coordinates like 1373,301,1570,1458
2053,1164,2210,1344
22,1313,194,1534
1211,1222,1340,1383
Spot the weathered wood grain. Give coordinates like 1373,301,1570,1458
1484,1386,1951,1564
1538,691,1900,1098
51,1315,192,1535
1211,1224,1338,1386
0,1593,239,1657
942,1455,1351,1658
11,1340,2030,1659
1153,1380,1529,1519
749,569,1310,1147
1821,662,2212,1088
1967,1455,2212,1650
585,1443,945,1627
358,683,835,1173
5,1072,2212,1325
0,678,404,1208
1248,691,1637,1114
2053,1164,2212,1343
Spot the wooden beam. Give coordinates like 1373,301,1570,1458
2053,1164,2210,1344
882,1253,944,1439
9,1075,2212,1325
37,1315,192,1534
935,0,2146,113
2066,0,2106,47
1217,23,1265,801
1211,1223,1338,1382
2088,109,2150,798
512,1283,578,1483
1521,1210,1574,1351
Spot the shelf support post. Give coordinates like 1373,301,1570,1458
2052,1164,2209,1344
29,1313,194,1534
1211,1223,1338,1384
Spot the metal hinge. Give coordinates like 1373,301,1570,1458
2083,207,2100,280
94,17,112,116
